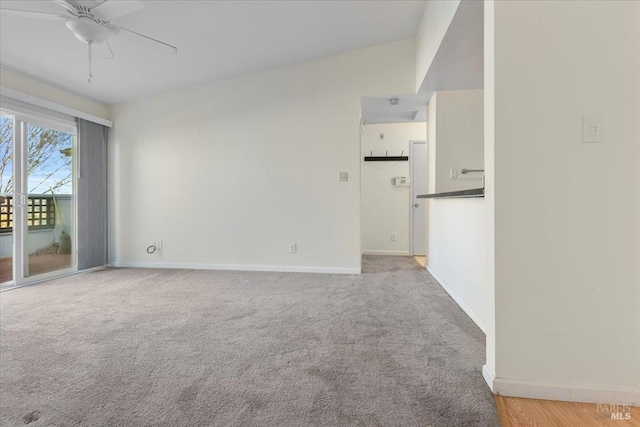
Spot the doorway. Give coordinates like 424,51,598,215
410,140,427,256
0,110,77,288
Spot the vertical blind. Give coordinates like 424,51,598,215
77,118,108,270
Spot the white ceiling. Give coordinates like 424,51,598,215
361,0,484,125
0,0,426,105
417,0,483,95
361,94,427,124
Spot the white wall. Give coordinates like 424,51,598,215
109,39,416,273
361,122,426,255
426,199,487,331
425,89,487,332
432,90,483,192
486,0,640,404
427,95,437,194
0,68,109,120
426,90,483,193
415,0,461,92
482,0,496,382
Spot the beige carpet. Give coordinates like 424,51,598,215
0,256,498,426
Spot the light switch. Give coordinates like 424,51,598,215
582,116,603,143
339,172,348,182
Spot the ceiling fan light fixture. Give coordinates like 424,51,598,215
1,0,177,83
65,17,112,44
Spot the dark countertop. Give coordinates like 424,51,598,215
417,188,484,199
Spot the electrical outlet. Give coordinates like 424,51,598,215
147,241,162,255
289,243,297,254
339,172,348,182
391,233,396,242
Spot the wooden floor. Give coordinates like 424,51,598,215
496,396,640,427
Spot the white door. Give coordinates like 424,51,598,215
411,141,427,256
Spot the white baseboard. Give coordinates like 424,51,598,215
484,363,639,405
362,250,411,256
482,364,496,392
492,376,640,406
426,264,487,333
110,261,361,275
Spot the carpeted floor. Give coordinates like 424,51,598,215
0,256,498,426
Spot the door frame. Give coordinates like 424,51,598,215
0,107,78,289
409,140,427,256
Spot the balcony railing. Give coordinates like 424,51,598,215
0,195,57,233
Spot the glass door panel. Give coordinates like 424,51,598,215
25,123,75,278
0,109,76,288
0,115,14,285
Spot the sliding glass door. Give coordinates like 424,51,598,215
0,110,77,288
0,114,15,284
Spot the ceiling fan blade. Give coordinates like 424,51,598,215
52,0,79,16
109,24,177,55
91,0,144,21
0,8,66,20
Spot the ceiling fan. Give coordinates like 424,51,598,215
0,0,177,83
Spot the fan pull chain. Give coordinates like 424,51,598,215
87,41,93,83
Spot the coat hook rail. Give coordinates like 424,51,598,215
364,151,409,162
